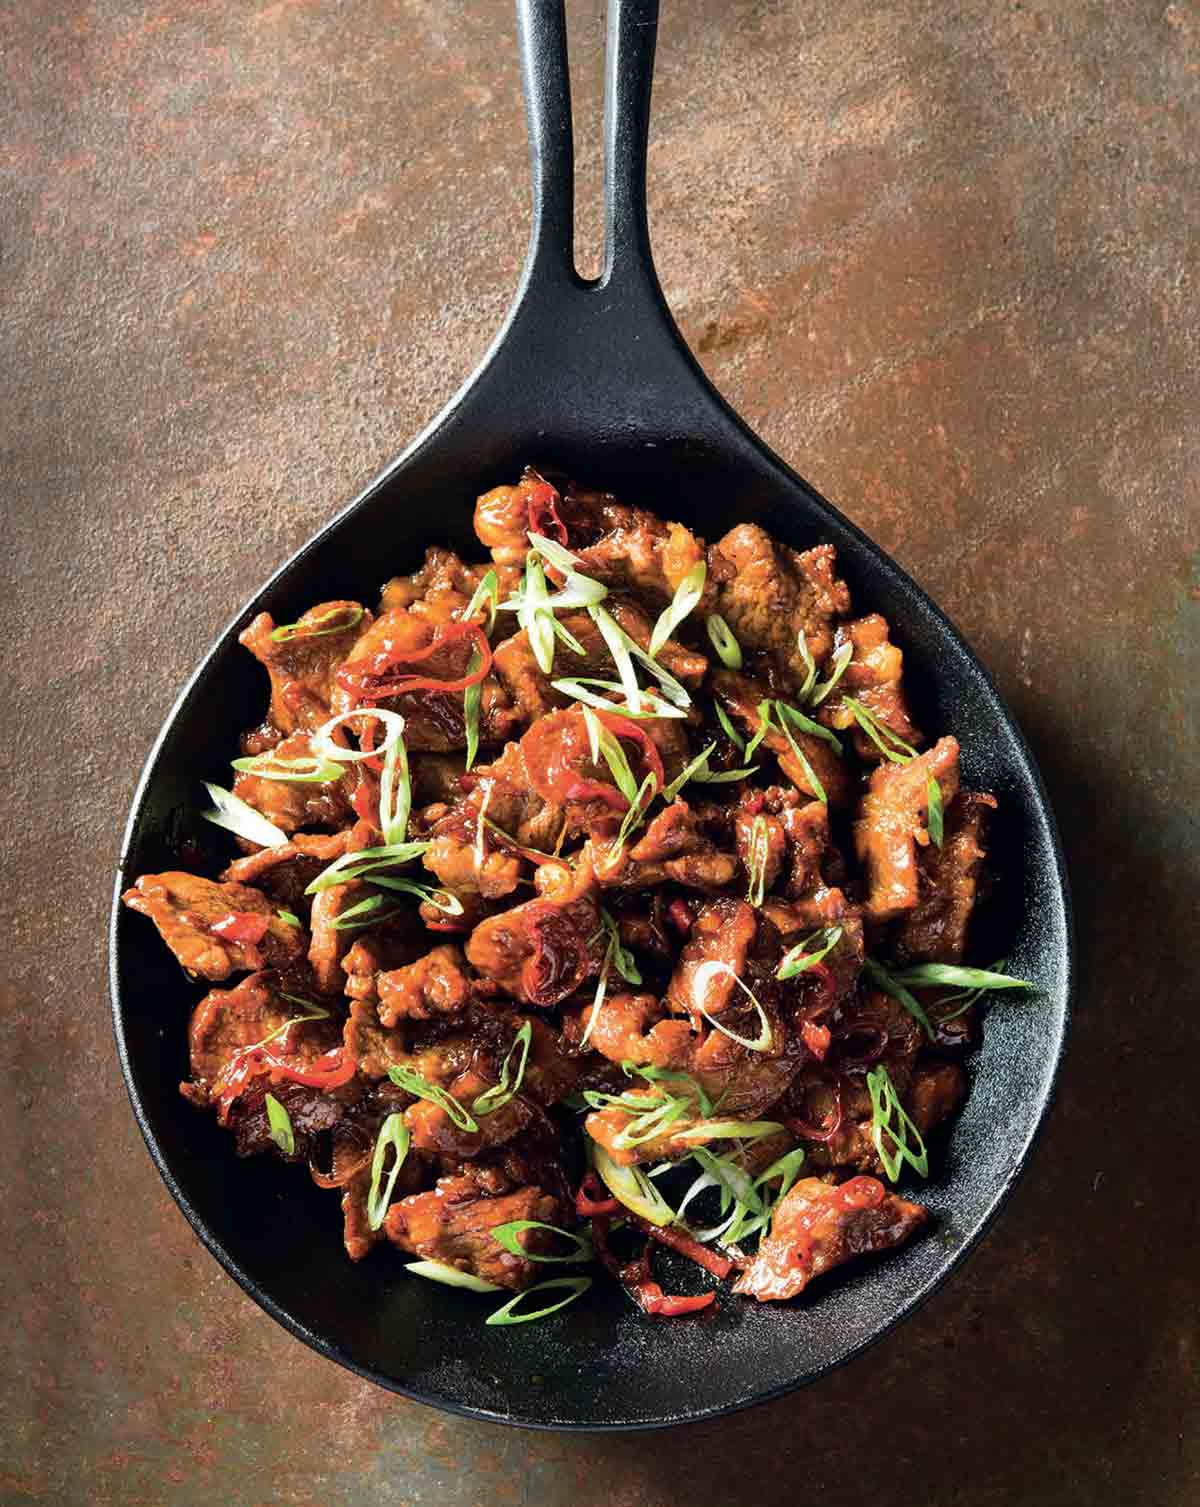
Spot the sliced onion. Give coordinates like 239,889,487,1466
692,961,774,1052
201,782,288,849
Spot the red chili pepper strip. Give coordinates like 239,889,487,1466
528,479,568,546
635,1218,734,1279
800,1019,832,1060
563,778,630,812
590,1214,718,1317
593,711,665,793
575,1173,619,1219
210,912,270,945
337,623,493,700
216,1046,357,1120
424,917,470,933
635,1285,717,1317
351,772,380,827
837,1175,886,1210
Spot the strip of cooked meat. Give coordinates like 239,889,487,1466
122,872,304,981
734,1177,928,1301
465,856,602,1006
240,600,370,736
892,790,996,962
708,524,850,689
378,545,507,625
853,735,961,923
231,730,355,833
384,1179,567,1290
818,613,923,758
712,669,851,807
559,483,711,607
377,944,473,1025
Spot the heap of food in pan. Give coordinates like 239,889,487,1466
124,469,1029,1325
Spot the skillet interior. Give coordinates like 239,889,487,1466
110,0,1071,1430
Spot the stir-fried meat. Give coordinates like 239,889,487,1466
232,731,355,833
819,614,922,758
240,600,370,736
465,857,602,1007
377,945,473,1026
854,735,961,923
384,1179,566,1290
892,791,996,963
712,669,851,807
734,1177,928,1301
561,484,711,607
122,872,304,981
128,466,1009,1312
183,971,341,1103
709,525,850,690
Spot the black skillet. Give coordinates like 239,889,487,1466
109,0,1072,1430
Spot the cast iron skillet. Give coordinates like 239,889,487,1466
110,0,1072,1430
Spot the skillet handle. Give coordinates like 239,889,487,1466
514,0,577,288
602,0,661,296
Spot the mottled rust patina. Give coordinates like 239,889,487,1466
2,0,1197,1502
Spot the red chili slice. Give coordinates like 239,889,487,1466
563,778,630,812
786,1079,844,1144
590,1214,718,1317
527,478,568,546
837,1175,886,1210
635,1285,717,1317
800,1019,832,1060
666,899,694,934
593,711,665,793
575,1172,619,1219
636,1218,735,1279
210,912,270,946
519,902,591,1006
337,622,492,701
216,1045,357,1121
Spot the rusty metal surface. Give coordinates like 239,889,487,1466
2,0,1197,1501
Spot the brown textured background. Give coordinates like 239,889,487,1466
3,0,1198,1502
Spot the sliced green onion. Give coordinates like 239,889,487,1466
551,678,688,720
276,993,332,1019
252,997,331,1055
330,894,403,931
520,552,556,675
675,1119,785,1143
485,1276,592,1326
365,877,463,914
305,840,431,895
931,959,1014,1021
841,697,917,763
387,1065,478,1132
590,604,644,712
746,814,770,907
366,1113,411,1230
867,1064,929,1181
579,942,613,1052
692,763,760,784
270,603,364,643
201,782,288,849
582,1088,664,1113
777,924,844,980
743,700,773,761
774,702,828,805
714,700,746,753
472,1022,533,1117
706,614,742,669
311,707,406,765
463,654,484,772
864,957,934,1039
405,1260,502,1292
661,742,717,802
809,640,853,707
775,699,843,754
891,963,1032,991
462,567,500,633
490,1220,593,1265
602,772,656,866
552,617,587,654
620,1061,711,1116
649,561,706,658
691,1146,764,1216
590,606,692,709
796,629,818,702
473,782,492,873
230,754,345,784
591,1143,674,1227
264,1093,295,1155
526,531,588,578
378,720,411,845
754,1144,807,1200
611,1095,691,1151
276,909,302,928
926,774,944,847
691,961,773,1051
582,706,641,805
481,816,556,864
600,909,641,985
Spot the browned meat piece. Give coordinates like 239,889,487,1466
474,469,547,567
465,857,602,1007
421,797,523,900
410,751,470,806
853,736,961,923
341,931,424,1006
343,997,412,1080
384,1179,565,1290
183,971,341,1103
819,614,922,759
708,525,850,689
405,1067,537,1157
713,669,851,807
240,600,370,735
122,872,304,981
570,991,695,1070
892,791,996,962
377,945,473,1026
228,1077,347,1159
378,545,503,625
562,483,711,607
308,881,366,995
734,1176,928,1301
467,736,565,852
222,828,353,888
330,606,521,753
906,1061,968,1137
734,807,787,898
779,800,830,897
338,1105,429,1261
586,801,739,893
665,896,761,1023
231,731,355,833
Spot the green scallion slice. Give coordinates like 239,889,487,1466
841,696,917,763
230,753,345,784
269,603,364,643
773,701,828,805
591,1143,674,1227
387,1065,479,1132
777,925,843,981
264,1093,295,1156
809,640,853,707
405,1260,502,1292
661,742,718,801
472,1022,533,1117
276,909,302,928
366,1113,411,1231
201,782,288,849
863,957,934,1038
746,813,770,907
649,561,706,658
490,1220,594,1265
484,1276,592,1326
691,961,774,1051
926,773,944,847
867,1064,929,1181
706,613,743,669
714,699,746,753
